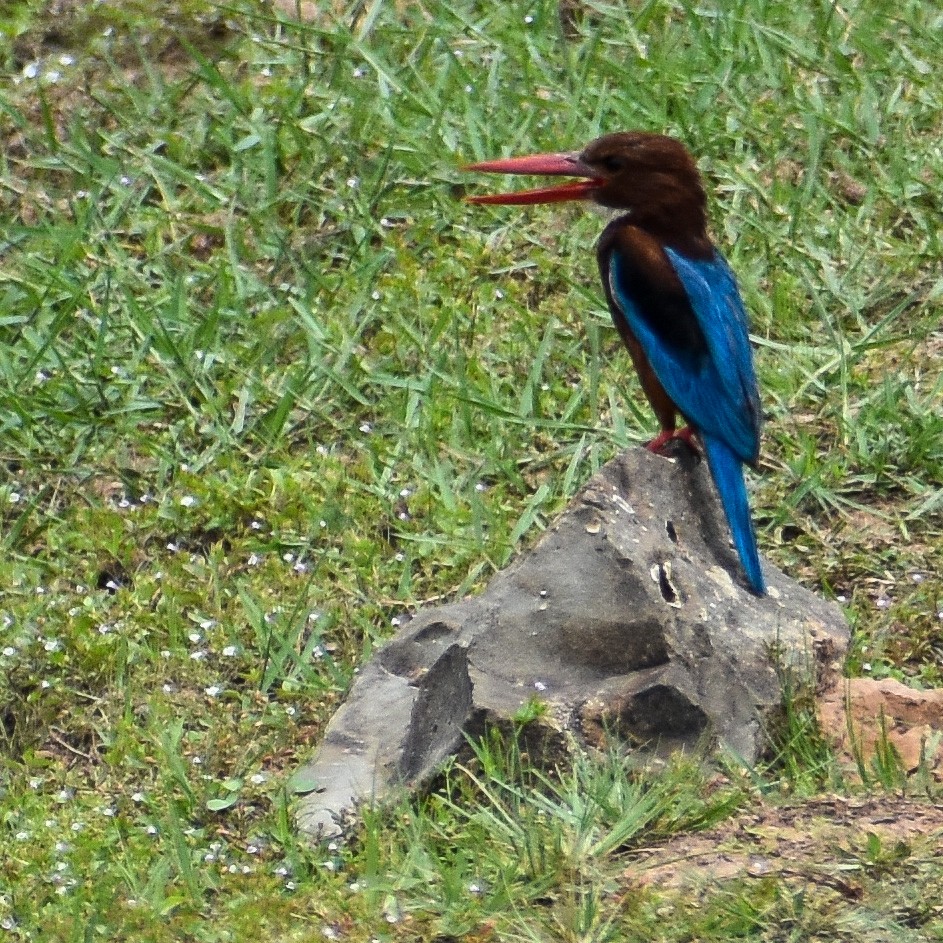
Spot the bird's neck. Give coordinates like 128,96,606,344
608,171,713,258
608,209,714,260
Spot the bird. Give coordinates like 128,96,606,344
465,131,766,595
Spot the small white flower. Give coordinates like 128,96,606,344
179,495,198,508
222,645,238,657
23,61,40,79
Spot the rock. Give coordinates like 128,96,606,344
296,444,850,840
818,677,943,781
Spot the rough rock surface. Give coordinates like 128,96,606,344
818,677,943,781
297,444,850,840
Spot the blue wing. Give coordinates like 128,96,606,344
608,244,765,594
609,247,761,464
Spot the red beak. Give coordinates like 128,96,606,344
464,151,602,205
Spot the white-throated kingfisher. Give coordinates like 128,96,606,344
465,132,766,595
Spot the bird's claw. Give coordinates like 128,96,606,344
645,426,700,457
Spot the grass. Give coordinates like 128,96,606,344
1,0,942,939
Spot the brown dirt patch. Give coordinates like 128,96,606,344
627,795,943,895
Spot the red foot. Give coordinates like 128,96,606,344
645,426,700,457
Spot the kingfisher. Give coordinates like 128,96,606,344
466,132,766,595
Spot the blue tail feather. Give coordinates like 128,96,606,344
701,434,765,595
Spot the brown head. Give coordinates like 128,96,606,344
465,131,710,252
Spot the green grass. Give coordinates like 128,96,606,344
1,0,942,939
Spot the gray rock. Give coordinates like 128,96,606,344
296,444,849,840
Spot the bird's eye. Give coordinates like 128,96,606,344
601,155,625,173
